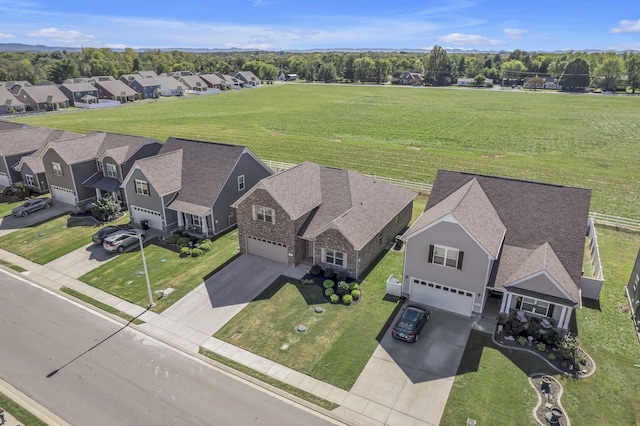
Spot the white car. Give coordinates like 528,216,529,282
102,229,145,253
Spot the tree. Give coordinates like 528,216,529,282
559,57,591,90
260,64,279,81
373,58,391,84
91,197,122,222
596,56,625,91
47,57,78,83
317,63,337,83
353,56,375,83
625,53,640,93
472,74,488,87
423,45,451,86
526,76,544,90
500,59,527,85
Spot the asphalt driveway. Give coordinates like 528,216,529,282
348,305,473,426
0,202,73,237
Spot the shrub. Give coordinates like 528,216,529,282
348,282,359,291
200,239,212,245
324,267,335,280
496,312,508,325
577,355,587,366
191,248,203,257
537,342,547,352
91,197,122,222
336,270,347,282
342,294,353,305
336,281,350,295
351,289,361,300
548,354,557,361
177,237,190,247
518,336,527,346
180,247,191,257
310,264,322,275
324,288,335,297
198,243,212,252
330,294,340,303
561,361,568,368
323,279,335,289
168,233,181,244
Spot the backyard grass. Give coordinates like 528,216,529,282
60,286,145,325
215,249,404,390
0,213,129,264
12,85,640,217
442,226,640,425
0,392,48,426
79,230,239,312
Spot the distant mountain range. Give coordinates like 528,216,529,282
0,43,636,55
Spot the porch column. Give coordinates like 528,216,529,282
560,306,572,329
95,188,101,200
177,212,184,227
201,216,208,235
500,292,512,313
558,306,568,330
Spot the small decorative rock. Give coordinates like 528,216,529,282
126,280,133,285
315,307,324,313
38,233,45,237
297,324,307,332
160,258,167,263
281,343,289,350
504,335,515,341
138,271,145,275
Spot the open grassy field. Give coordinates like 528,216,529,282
12,84,640,217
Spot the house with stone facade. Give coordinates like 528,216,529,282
401,170,594,329
233,162,416,278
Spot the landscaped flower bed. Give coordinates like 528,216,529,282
299,264,361,306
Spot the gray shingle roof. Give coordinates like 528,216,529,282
161,137,247,212
199,74,226,87
15,155,45,174
0,87,26,109
0,126,81,156
0,121,28,131
155,76,184,90
59,82,98,93
134,149,182,196
19,85,68,103
178,75,207,89
256,162,416,250
94,80,137,97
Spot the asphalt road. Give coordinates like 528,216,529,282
0,271,340,426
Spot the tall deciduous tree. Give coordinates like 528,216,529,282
625,53,640,93
353,56,375,83
374,58,391,84
559,57,591,90
47,57,78,83
596,56,625,91
500,59,527,84
423,45,451,86
317,63,337,83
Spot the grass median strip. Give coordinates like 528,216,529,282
0,259,27,272
60,286,145,325
0,391,48,426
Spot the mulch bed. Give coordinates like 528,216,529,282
530,375,569,426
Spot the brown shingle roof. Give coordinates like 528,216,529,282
59,82,98,93
93,80,137,97
0,121,28,131
47,131,158,165
0,87,26,109
134,149,182,196
19,85,68,103
0,126,81,156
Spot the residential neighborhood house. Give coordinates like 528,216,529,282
93,79,138,103
59,82,100,106
16,85,69,111
0,87,26,114
233,161,417,278
396,72,424,85
235,71,261,87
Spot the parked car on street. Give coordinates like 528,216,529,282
12,197,53,217
92,226,125,244
391,306,430,343
102,229,145,253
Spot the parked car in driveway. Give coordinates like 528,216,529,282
102,229,145,253
12,197,53,217
391,306,430,343
92,226,125,244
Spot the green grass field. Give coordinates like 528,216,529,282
13,85,640,217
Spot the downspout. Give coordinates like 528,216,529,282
355,250,360,280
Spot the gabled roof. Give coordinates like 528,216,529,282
19,85,68,103
0,126,81,156
15,155,46,174
199,73,226,86
424,170,591,290
131,149,183,196
405,178,506,258
246,162,416,250
178,75,207,89
0,87,26,109
130,77,160,88
235,71,260,83
0,121,28,131
155,76,185,90
138,70,159,79
59,82,98,93
160,137,247,213
94,80,137,97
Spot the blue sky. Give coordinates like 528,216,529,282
0,0,639,51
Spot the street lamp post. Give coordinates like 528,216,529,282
135,234,155,308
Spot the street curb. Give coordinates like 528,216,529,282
0,378,71,426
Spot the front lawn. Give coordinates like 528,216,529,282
215,249,404,390
0,199,26,218
0,213,129,264
442,226,640,425
79,230,239,312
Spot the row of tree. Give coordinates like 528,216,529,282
1,46,638,92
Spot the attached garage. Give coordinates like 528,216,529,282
0,172,10,188
50,185,77,206
409,278,475,317
246,236,288,263
130,206,163,230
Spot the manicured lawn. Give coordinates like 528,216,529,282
442,226,640,425
79,230,239,312
12,85,640,218
215,249,404,390
0,392,47,426
0,213,129,264
61,286,145,325
0,199,26,218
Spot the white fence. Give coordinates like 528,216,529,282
263,159,640,232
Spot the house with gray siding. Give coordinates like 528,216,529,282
16,85,69,111
233,162,416,278
235,71,261,86
59,82,99,106
94,80,138,103
40,132,162,208
401,170,592,329
0,87,26,113
122,137,272,236
122,77,160,99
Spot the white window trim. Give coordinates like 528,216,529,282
238,174,245,191
134,179,150,196
324,248,347,268
519,296,551,316
24,174,35,186
105,163,118,178
432,244,460,268
253,205,275,224
52,162,63,176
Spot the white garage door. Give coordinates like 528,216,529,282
0,172,10,188
130,206,163,230
409,278,475,317
50,185,76,205
246,236,288,263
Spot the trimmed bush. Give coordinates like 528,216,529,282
336,281,350,295
324,267,335,280
198,243,212,253
548,354,557,361
537,342,546,352
351,289,361,300
336,270,347,282
325,288,335,297
330,294,340,303
191,248,203,257
323,279,335,289
168,233,181,244
342,294,353,305
518,336,527,346
310,264,322,275
177,237,190,247
180,247,192,257
348,282,359,291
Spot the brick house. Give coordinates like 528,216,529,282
233,162,416,278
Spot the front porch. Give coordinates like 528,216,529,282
499,291,573,330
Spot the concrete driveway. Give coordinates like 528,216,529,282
348,305,473,426
0,202,73,237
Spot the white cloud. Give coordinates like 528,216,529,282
611,19,640,34
27,27,94,44
504,28,527,39
0,33,16,39
437,33,504,46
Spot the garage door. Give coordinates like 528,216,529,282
409,278,475,317
0,172,10,187
50,185,76,205
130,206,163,230
246,236,288,263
